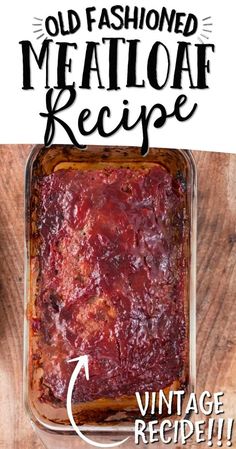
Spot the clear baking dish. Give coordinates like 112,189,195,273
24,145,197,447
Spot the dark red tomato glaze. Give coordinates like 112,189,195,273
32,166,188,404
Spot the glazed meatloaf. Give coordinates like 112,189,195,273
30,164,188,420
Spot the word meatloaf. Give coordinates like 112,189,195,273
30,164,188,416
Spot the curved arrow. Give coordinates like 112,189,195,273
66,355,130,448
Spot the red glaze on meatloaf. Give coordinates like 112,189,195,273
31,165,188,405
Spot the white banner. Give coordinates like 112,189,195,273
0,0,235,153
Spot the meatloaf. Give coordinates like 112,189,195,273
30,164,188,414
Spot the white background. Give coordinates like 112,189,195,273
0,0,235,153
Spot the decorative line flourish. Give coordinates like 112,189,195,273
32,16,45,40
200,34,209,40
37,33,45,40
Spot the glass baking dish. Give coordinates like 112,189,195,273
24,145,197,448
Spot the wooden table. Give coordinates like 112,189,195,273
0,145,235,448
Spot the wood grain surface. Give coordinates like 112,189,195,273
0,145,235,449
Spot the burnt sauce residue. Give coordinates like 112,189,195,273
31,166,188,405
